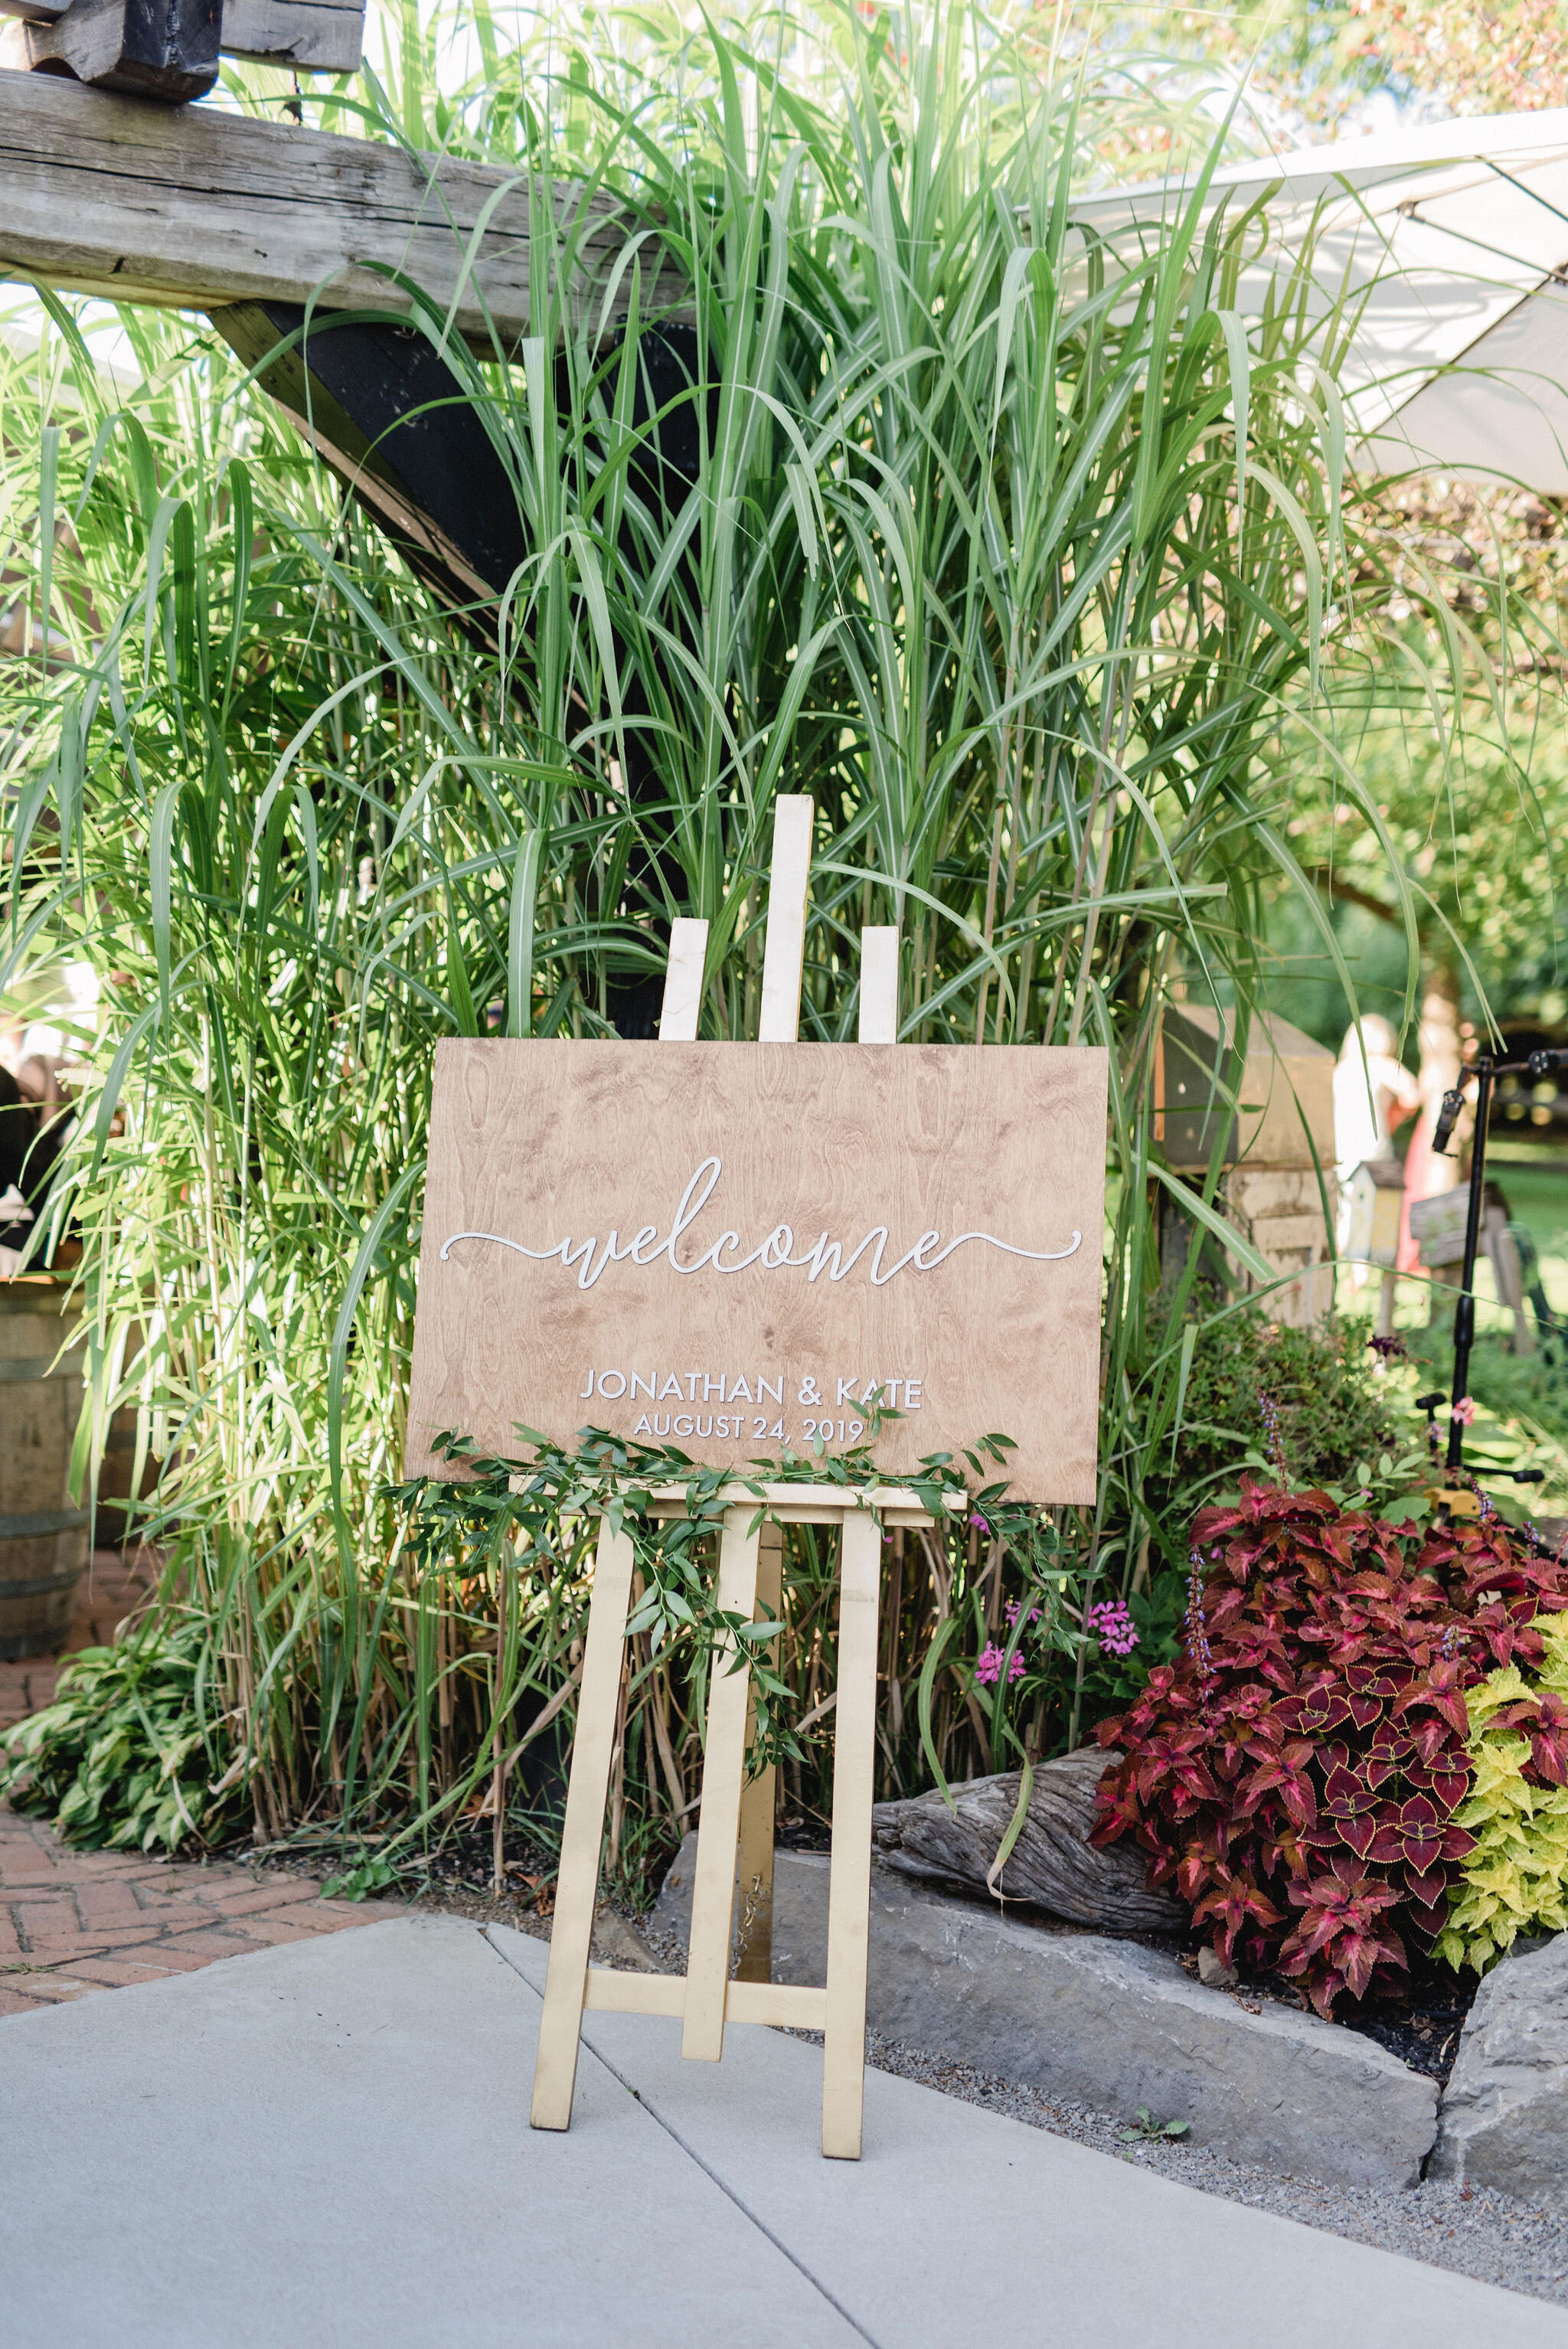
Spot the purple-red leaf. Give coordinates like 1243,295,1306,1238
1092,1487,1568,2015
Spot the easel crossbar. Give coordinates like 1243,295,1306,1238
511,1479,951,1528
583,1967,828,2030
642,1480,954,1524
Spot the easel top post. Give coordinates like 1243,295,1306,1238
659,919,707,1043
759,796,813,1044
657,798,815,1045
859,926,899,1044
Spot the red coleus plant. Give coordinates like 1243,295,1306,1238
1092,1481,1568,2016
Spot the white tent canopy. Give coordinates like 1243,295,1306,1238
1070,109,1568,494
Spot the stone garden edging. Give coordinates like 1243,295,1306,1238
1430,1931,1568,2209
653,1834,1439,2190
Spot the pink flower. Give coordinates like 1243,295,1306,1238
975,1642,1025,1687
1451,1397,1478,1427
969,1512,991,1533
1087,1599,1141,1659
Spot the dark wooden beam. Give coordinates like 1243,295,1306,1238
2,0,367,75
211,303,710,1040
18,0,220,101
0,73,703,1040
210,299,528,612
0,70,689,347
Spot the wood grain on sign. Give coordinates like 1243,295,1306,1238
406,1040,1109,1503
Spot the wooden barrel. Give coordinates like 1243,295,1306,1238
0,1282,88,1659
94,1328,159,1544
52,1315,167,1549
96,1400,144,1536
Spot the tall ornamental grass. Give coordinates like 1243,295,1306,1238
0,4,1507,1877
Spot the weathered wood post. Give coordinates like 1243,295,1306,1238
0,0,367,100
1157,1005,1338,1325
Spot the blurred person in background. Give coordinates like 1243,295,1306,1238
0,1060,70,1275
1334,1015,1421,1191
0,960,93,1276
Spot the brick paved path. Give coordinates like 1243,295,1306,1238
1,1552,397,2018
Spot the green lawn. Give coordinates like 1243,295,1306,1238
1485,1144,1568,1274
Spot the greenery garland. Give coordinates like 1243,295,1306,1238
388,1423,1038,1782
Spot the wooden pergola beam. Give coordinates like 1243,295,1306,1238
0,69,688,346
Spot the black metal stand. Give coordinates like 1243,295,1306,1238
1442,1057,1493,1473
1433,1045,1568,1478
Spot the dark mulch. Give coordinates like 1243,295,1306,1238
1329,1946,1482,2087
1350,1999,1475,2086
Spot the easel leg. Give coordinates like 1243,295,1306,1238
822,1509,881,2159
530,1516,636,2131
681,1506,763,2061
734,1520,782,1984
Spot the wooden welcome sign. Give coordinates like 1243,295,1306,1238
406,1038,1107,1501
403,802,1109,2167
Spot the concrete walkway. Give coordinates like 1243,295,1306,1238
3,1916,1566,2349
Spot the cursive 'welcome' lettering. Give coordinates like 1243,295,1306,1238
439,1157,1081,1292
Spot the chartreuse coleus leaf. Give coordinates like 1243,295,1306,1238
1438,1612,1568,1972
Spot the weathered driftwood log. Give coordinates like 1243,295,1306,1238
871,1746,1184,1934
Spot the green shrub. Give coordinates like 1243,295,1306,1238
1437,1609,1568,1972
0,1620,242,1854
1148,1309,1401,1520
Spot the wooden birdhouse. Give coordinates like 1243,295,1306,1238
1156,1004,1336,1172
1341,1156,1406,1269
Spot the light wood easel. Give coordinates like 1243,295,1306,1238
528,798,941,2159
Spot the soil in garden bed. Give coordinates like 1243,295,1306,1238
1228,1946,1480,2087
217,1816,570,1913
1343,1988,1477,2086
776,1814,832,1853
